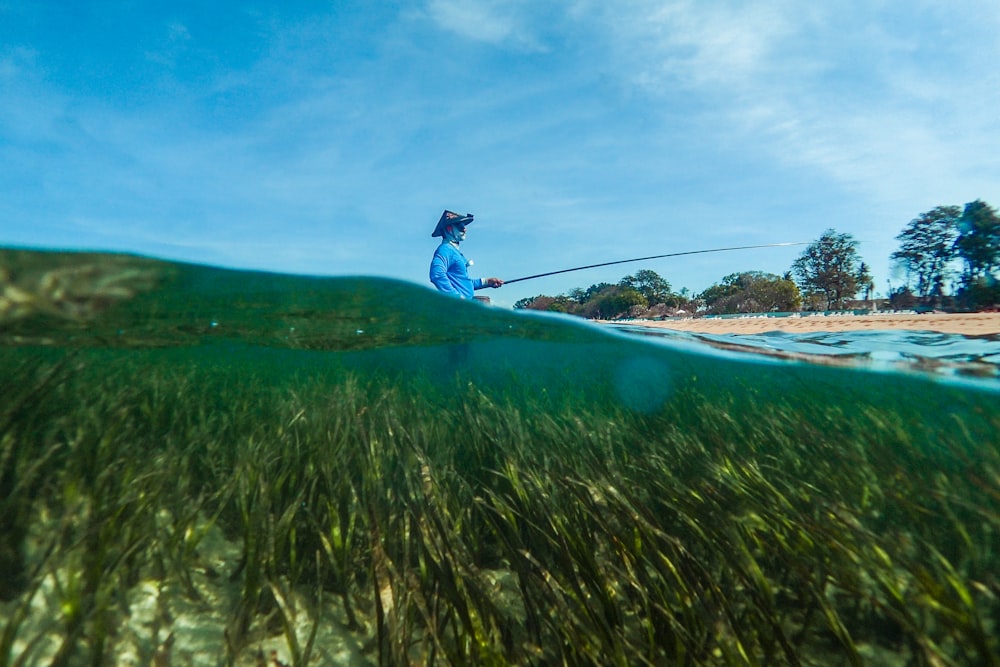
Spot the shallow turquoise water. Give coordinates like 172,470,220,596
2,247,998,444
3,249,1000,664
615,324,1000,388
4,247,998,372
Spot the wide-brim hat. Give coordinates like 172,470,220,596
432,210,474,237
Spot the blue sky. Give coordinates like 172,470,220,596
2,1,998,307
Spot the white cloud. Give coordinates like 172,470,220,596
586,0,1000,210
644,1,796,88
424,0,548,51
0,45,38,79
143,21,193,67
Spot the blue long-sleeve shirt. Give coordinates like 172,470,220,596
429,242,484,298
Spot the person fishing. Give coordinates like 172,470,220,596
429,210,503,298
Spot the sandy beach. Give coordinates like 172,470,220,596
613,312,1000,336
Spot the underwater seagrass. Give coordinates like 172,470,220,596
1,249,998,666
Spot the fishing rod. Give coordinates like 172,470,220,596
503,242,808,285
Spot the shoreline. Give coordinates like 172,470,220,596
603,312,1000,336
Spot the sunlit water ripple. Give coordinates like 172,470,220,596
610,324,1000,387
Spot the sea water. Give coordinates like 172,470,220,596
2,249,999,665
613,323,1000,387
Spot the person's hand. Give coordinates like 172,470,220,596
485,277,504,288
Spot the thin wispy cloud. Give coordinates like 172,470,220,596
424,0,551,51
595,1,1000,207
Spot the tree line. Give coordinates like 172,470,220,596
514,199,1000,318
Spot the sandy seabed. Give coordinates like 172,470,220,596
612,312,1000,336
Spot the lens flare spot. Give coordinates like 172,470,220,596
614,356,672,413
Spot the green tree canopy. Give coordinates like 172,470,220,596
513,282,650,319
791,230,870,310
890,205,960,300
513,295,572,312
582,283,613,302
955,199,1000,283
699,271,801,314
618,270,675,306
581,285,647,319
513,296,536,310
953,200,1000,309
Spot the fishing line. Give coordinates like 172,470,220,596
503,242,808,285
